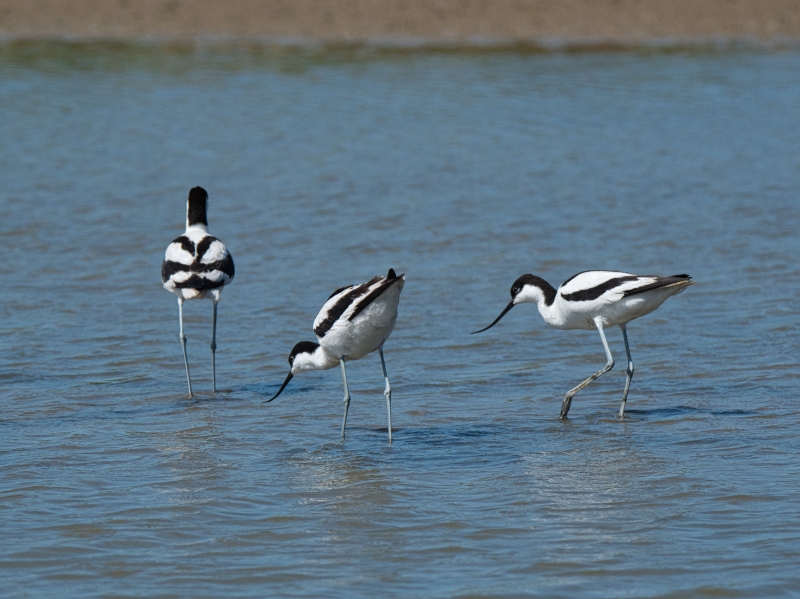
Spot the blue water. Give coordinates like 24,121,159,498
1,44,799,598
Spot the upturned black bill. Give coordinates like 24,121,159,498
264,371,293,403
471,301,515,334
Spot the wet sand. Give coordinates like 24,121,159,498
1,0,799,44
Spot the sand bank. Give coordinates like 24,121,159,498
1,0,799,45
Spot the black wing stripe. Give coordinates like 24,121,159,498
172,235,195,255
188,260,232,275
162,260,190,282
195,255,234,278
217,254,235,278
195,235,218,260
348,277,397,321
313,277,380,338
621,275,692,298
173,274,226,290
561,276,639,302
328,284,355,300
163,258,234,278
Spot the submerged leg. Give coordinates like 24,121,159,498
379,346,392,444
340,359,351,439
210,301,218,392
619,324,635,418
560,320,614,419
178,298,193,399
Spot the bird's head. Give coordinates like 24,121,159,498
287,341,330,374
264,341,338,403
471,274,552,334
509,274,549,305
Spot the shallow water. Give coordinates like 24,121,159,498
1,44,799,598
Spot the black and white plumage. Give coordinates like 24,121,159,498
473,270,693,418
161,186,234,397
266,269,405,443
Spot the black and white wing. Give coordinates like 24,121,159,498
313,271,400,338
559,271,691,304
161,235,235,291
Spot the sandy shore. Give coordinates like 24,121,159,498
1,0,799,44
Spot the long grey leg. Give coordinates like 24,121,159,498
340,359,351,439
619,324,634,418
210,301,218,392
178,298,193,399
560,320,614,419
379,346,392,444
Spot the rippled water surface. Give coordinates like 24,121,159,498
1,44,799,598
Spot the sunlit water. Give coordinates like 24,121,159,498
1,44,799,598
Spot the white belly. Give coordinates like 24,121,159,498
164,285,222,302
552,285,687,330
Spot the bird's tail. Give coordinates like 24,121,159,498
622,274,694,298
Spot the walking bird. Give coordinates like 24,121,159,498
473,271,693,418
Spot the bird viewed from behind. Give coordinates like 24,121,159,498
161,186,234,398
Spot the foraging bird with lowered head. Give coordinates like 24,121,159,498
266,269,405,443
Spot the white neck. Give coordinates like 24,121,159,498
185,223,208,234
516,285,562,327
292,346,340,373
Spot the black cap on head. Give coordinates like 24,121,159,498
387,268,397,279
510,274,538,298
264,341,320,404
187,186,208,226
288,341,320,366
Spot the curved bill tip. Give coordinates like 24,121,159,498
263,371,293,403
471,301,515,334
